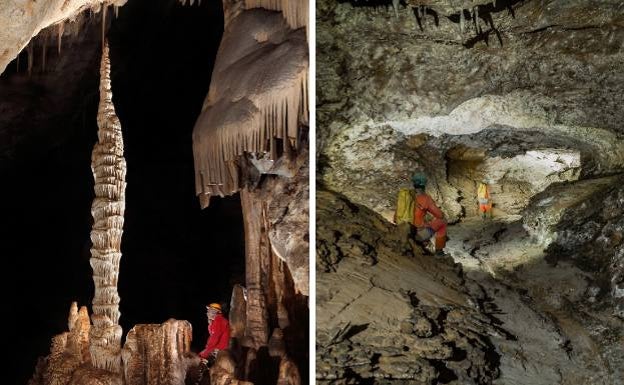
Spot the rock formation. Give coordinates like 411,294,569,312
18,0,308,383
318,0,623,383
121,320,194,385
191,0,309,383
29,304,195,385
192,2,308,208
317,190,505,384
0,0,127,74
88,41,125,375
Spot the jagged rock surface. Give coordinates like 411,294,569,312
317,3,624,381
317,187,624,384
121,319,194,385
189,1,309,383
317,0,624,222
525,175,624,318
192,4,308,206
0,0,127,74
316,189,507,384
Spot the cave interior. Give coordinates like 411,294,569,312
1,1,250,383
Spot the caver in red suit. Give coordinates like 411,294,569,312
199,306,230,359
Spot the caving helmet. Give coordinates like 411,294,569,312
207,303,222,313
412,172,427,189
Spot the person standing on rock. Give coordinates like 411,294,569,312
411,173,447,255
477,180,492,219
199,303,231,365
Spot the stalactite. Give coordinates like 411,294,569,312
42,33,47,73
475,6,480,34
27,42,33,76
194,69,307,207
115,5,119,18
58,22,64,55
244,0,309,37
392,0,399,18
88,41,125,376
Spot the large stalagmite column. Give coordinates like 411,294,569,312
240,189,271,348
88,41,126,374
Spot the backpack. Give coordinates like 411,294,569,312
395,188,416,224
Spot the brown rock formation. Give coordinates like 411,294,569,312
190,1,309,383
192,2,308,207
121,320,193,385
88,41,125,375
28,303,93,385
0,0,127,74
210,351,254,385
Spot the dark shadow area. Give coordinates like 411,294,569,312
1,1,241,384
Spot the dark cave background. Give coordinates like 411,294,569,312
0,1,245,384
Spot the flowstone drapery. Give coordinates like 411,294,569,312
88,41,126,374
191,1,309,384
192,2,308,208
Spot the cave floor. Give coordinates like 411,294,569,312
444,215,622,385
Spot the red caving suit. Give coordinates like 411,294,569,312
413,193,447,247
199,313,230,359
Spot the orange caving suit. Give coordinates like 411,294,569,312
413,193,447,250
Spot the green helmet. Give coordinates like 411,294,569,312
412,173,427,188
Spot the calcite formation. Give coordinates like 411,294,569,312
191,1,309,382
88,41,126,374
29,304,196,385
192,2,308,207
121,320,194,385
0,0,127,74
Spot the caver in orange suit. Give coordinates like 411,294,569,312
413,192,447,252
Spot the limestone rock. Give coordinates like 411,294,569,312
0,0,127,74
317,0,624,222
192,7,308,206
88,41,125,375
316,189,504,384
121,319,193,385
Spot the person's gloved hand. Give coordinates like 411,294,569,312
200,358,209,366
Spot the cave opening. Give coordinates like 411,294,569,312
1,1,247,384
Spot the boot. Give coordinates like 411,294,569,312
435,236,446,256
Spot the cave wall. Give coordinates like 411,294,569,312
317,1,624,383
190,0,310,383
317,0,624,221
0,0,127,74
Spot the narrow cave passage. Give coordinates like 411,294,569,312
1,1,244,384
